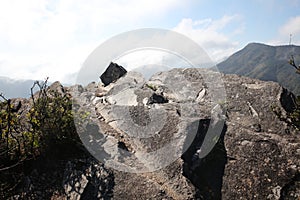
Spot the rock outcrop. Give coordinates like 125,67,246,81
69,66,300,199
2,65,300,199
220,74,299,199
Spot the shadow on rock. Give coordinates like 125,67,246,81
181,119,227,200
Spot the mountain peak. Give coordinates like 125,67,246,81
217,43,300,95
246,42,270,47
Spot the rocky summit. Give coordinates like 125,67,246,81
67,66,299,199
2,65,300,199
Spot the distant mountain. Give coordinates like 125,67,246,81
131,64,171,80
217,43,300,95
0,77,37,99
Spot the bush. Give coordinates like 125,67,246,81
0,79,89,198
28,80,79,156
0,78,81,166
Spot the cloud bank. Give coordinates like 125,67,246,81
0,0,183,83
279,16,300,43
269,15,300,45
173,15,244,62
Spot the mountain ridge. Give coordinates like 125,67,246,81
0,76,38,98
2,42,300,98
217,42,300,95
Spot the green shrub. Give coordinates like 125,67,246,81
0,97,29,161
0,79,87,198
0,78,81,165
27,79,80,156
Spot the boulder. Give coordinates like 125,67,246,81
100,62,127,86
48,81,65,94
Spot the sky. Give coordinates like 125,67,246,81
0,0,300,84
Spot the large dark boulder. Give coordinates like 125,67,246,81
100,62,127,86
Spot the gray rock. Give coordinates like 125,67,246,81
221,74,300,199
67,68,300,199
100,62,127,86
48,81,65,94
63,158,114,200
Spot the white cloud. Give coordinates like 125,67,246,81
279,16,300,43
269,16,300,45
279,16,300,37
173,15,244,62
0,0,183,83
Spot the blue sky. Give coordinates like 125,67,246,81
0,0,300,84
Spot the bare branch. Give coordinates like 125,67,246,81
289,55,300,73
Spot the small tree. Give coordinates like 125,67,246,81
0,79,85,199
0,78,81,165
289,55,300,74
27,79,80,156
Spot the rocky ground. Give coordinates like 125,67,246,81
1,64,300,199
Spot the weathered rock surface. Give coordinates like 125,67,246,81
3,66,300,199
221,74,300,199
63,158,114,200
70,67,300,199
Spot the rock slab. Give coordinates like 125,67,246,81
100,62,127,86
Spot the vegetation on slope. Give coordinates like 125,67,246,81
217,43,300,95
0,79,85,198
